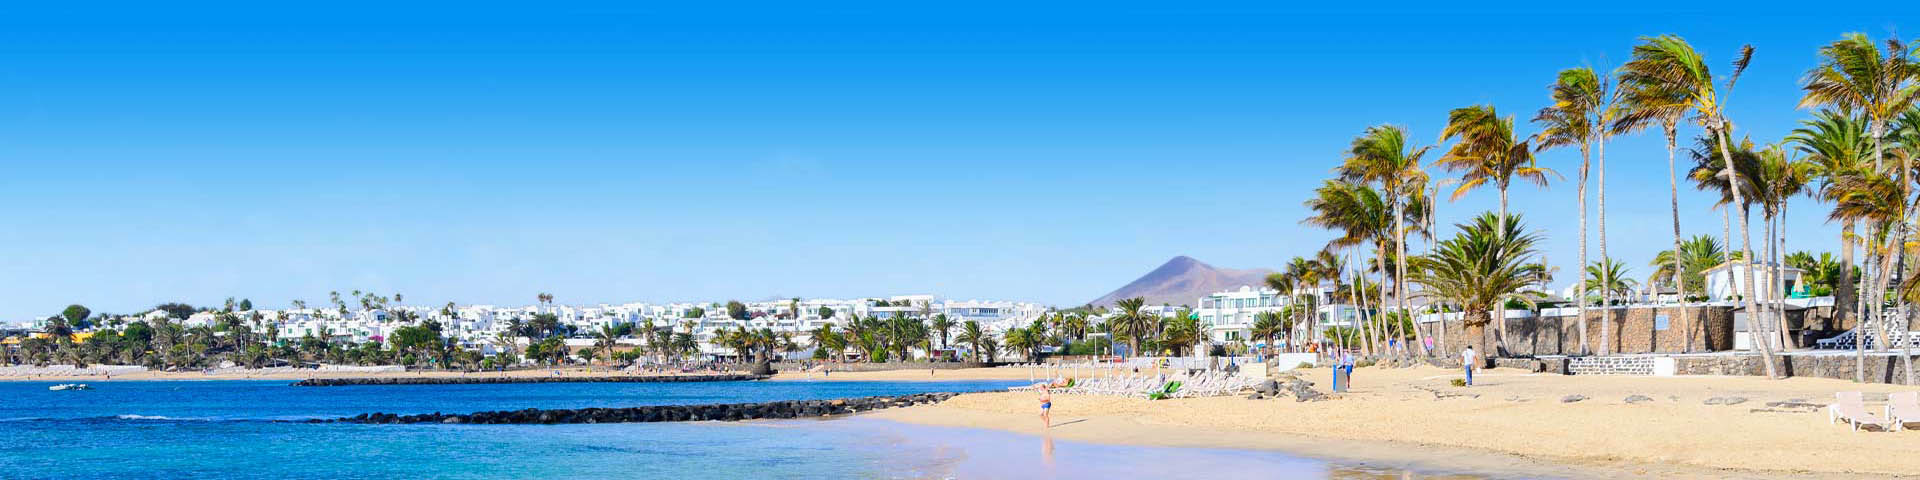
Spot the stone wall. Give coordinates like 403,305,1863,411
768,361,999,373
1418,306,1733,358
1568,356,1655,375
1675,353,1920,385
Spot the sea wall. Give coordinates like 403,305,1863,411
1419,306,1734,357
768,361,1000,373
291,374,767,387
1675,354,1920,385
323,392,959,424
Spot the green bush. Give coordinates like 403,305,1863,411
1295,362,1314,370
1449,378,1467,387
1355,359,1375,368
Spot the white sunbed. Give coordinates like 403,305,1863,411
1886,392,1920,432
1830,391,1888,432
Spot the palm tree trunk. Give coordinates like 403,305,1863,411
1351,249,1377,357
1597,133,1611,353
1774,206,1794,351
1846,222,1863,382
1717,124,1778,379
1428,194,1446,355
1666,124,1691,352
1376,245,1393,358
1894,124,1917,386
1395,199,1428,358
1576,144,1591,356
1493,184,1512,357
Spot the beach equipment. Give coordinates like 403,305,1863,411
1887,392,1920,432
1828,391,1887,432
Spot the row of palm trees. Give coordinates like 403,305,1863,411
1288,33,1920,384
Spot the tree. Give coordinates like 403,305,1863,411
1109,297,1154,357
154,303,196,320
957,320,987,362
1616,42,1705,357
1584,259,1637,304
1621,35,1778,378
1538,66,1612,354
1791,110,1872,355
1798,33,1918,384
1338,124,1433,358
1651,235,1728,299
1412,213,1546,355
930,313,954,353
238,299,253,311
1251,312,1288,354
725,301,748,321
1441,105,1554,355
816,306,835,320
595,324,622,366
61,305,91,330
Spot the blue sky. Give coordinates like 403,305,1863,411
1,2,1915,320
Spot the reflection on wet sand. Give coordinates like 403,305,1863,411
819,417,1489,479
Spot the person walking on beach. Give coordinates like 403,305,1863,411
1340,349,1355,387
1461,345,1477,386
1038,386,1052,429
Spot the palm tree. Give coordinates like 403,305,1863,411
1538,67,1612,354
1621,35,1778,378
1301,179,1400,354
594,324,621,366
1759,144,1815,350
1584,259,1637,303
1412,213,1547,354
1109,297,1154,357
1791,110,1872,360
1651,235,1729,298
1440,104,1555,356
1251,312,1287,354
930,313,954,353
1799,33,1918,384
1617,47,1700,335
1338,124,1432,358
957,320,987,362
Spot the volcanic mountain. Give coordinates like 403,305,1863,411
1088,256,1275,308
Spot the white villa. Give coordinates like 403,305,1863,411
1702,260,1805,302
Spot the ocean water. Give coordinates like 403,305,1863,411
0,380,1477,479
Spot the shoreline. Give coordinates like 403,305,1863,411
867,365,1920,479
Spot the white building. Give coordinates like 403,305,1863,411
1702,260,1804,303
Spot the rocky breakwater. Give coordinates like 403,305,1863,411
321,392,961,425
291,374,767,387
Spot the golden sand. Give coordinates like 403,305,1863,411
868,365,1920,479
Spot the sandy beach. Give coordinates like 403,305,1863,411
869,365,1920,479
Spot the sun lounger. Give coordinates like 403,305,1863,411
1830,391,1888,432
1886,392,1920,432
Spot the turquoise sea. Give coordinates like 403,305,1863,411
0,379,1475,479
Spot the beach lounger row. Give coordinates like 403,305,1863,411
1830,391,1920,432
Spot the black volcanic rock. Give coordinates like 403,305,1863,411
319,392,964,425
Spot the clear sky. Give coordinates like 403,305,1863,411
2,2,1915,320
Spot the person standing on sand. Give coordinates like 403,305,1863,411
1461,345,1477,386
1038,386,1052,429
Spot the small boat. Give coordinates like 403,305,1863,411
49,383,91,391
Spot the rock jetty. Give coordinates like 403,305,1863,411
319,392,959,425
291,374,767,387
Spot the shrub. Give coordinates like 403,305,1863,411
1449,379,1467,387
1295,362,1314,370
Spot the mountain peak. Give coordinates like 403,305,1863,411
1088,256,1273,308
